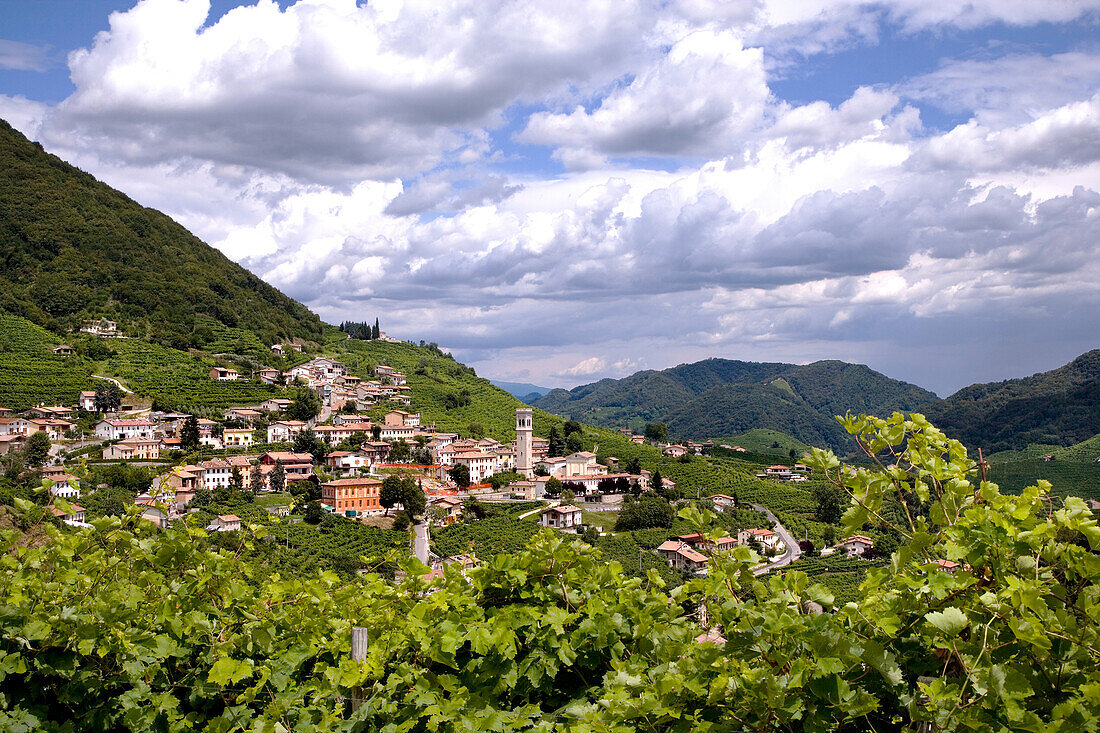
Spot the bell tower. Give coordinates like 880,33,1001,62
516,408,533,478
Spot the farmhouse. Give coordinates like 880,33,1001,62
738,527,780,550
102,438,162,460
96,418,155,441
656,541,709,572
321,477,382,515
209,367,239,381
538,504,583,531
836,535,875,557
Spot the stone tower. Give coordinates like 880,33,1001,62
516,408,533,478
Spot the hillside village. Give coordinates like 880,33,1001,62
0,347,888,580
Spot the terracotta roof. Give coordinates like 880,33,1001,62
743,528,776,537
322,477,383,487
218,514,241,522
841,535,875,546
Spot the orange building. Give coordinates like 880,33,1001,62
322,477,383,514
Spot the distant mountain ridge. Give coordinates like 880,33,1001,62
924,350,1100,453
0,119,323,349
489,380,554,402
533,357,938,451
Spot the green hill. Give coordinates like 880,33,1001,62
921,350,1100,453
0,118,322,349
533,358,937,452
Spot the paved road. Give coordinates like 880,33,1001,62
749,502,802,576
91,374,133,394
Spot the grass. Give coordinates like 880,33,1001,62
582,510,619,531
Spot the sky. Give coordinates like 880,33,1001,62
2,0,1099,397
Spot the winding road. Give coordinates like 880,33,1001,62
749,502,802,576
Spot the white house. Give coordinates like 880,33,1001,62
448,450,498,484
738,527,780,550
78,390,97,411
836,535,875,557
538,504,583,530
267,420,306,443
47,473,81,499
95,418,155,441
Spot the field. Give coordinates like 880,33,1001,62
986,458,1100,501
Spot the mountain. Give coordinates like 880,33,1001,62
921,350,1100,453
0,119,323,349
489,380,554,402
532,357,938,451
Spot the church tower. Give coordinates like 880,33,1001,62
516,408,533,478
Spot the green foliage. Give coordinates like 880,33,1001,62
23,432,50,467
615,493,675,531
431,514,540,558
0,119,322,348
448,463,471,488
287,387,322,422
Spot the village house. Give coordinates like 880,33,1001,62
313,422,373,444
78,390,97,411
836,535,875,557
27,405,73,420
141,506,170,529
321,477,382,515
257,368,282,384
267,420,306,443
102,437,161,460
384,410,420,427
165,466,200,493
538,504,583,531
304,357,345,381
0,434,26,456
96,418,155,441
445,450,498,484
47,474,81,499
708,494,738,510
51,503,87,525
28,419,74,441
630,435,645,444
324,450,373,473
81,318,119,337
662,444,688,458
223,407,264,424
656,541,709,572
221,428,255,448
0,417,31,436
209,366,239,381
375,365,396,378
260,397,294,413
52,345,74,356
738,527,780,550
260,452,313,478
677,533,737,553
379,424,415,442
429,495,464,525
209,514,242,532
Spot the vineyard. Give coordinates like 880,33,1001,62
101,338,285,410
784,555,887,604
431,515,541,558
0,310,95,408
987,458,1100,501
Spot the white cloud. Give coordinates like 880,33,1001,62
0,40,53,72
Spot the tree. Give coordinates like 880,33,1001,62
649,469,663,493
93,380,122,413
303,501,324,525
560,488,575,505
24,431,50,468
180,415,200,451
190,486,213,508
624,457,642,475
614,493,674,531
822,524,836,547
230,466,243,490
388,439,410,463
797,539,817,557
269,460,286,495
373,317,380,339
403,480,427,519
564,432,583,454
644,423,667,443
563,420,582,436
380,476,405,515
810,480,845,525
294,429,327,463
544,476,562,497
448,463,471,488
287,388,321,422
467,423,485,439
547,425,565,458
248,464,265,495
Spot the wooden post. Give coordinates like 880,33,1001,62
351,626,368,713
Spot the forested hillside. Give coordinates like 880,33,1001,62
922,349,1100,452
534,358,937,451
0,119,322,349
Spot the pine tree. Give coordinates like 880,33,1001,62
372,318,380,339
248,464,265,495
180,415,200,451
269,460,286,494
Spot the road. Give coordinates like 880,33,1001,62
749,502,802,576
91,374,133,394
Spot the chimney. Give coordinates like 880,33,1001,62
413,522,430,564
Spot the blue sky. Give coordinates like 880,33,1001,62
2,0,1099,395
